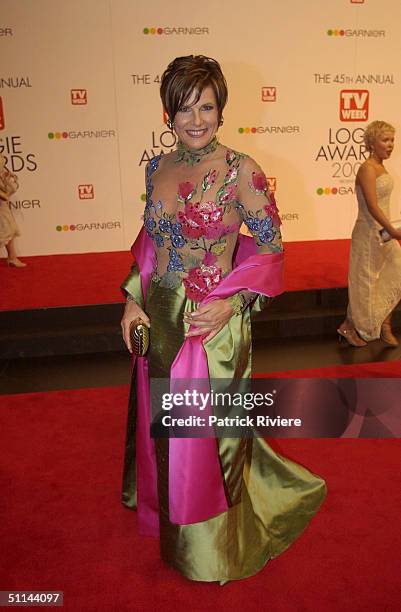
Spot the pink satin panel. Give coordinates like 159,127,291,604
169,245,284,524
135,356,159,536
169,340,229,525
131,229,160,535
131,227,156,301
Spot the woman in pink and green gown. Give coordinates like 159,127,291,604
120,55,326,583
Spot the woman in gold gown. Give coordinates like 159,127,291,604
121,55,326,583
338,121,401,347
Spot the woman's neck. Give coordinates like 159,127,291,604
369,154,384,166
175,136,219,166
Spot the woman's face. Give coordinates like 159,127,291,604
372,130,395,160
173,84,219,150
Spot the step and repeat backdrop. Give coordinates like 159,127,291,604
1,0,401,255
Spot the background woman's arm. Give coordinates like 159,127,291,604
358,164,401,239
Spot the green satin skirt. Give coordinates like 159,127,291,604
123,276,327,582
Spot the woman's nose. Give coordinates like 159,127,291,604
191,109,202,126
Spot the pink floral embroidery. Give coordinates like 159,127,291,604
225,222,241,234
251,172,267,194
226,149,236,165
219,183,237,204
202,225,224,239
178,181,195,201
178,201,230,239
226,166,238,182
203,251,217,265
202,169,218,192
264,193,281,227
183,263,222,302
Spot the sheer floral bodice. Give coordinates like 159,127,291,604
143,143,282,302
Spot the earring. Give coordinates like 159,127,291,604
219,117,224,127
167,118,174,130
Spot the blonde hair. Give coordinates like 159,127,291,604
364,120,395,152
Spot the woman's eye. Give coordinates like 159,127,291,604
178,106,190,113
202,105,214,111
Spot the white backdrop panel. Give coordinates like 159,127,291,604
1,0,401,255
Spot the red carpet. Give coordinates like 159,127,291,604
0,239,350,311
257,359,401,378
1,366,400,611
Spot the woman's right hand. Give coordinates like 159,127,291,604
121,298,150,353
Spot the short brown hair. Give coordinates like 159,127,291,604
160,55,228,124
364,120,395,151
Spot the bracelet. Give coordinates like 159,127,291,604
126,293,137,302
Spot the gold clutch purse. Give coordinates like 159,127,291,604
129,318,150,356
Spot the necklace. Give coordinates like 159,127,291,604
175,136,219,166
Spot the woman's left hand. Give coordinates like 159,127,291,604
183,299,234,344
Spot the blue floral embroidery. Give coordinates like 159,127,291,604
144,216,156,233
144,156,187,252
244,215,272,231
148,156,160,173
236,201,275,244
171,234,185,248
244,217,261,232
159,218,172,233
244,216,274,243
145,155,162,206
167,248,185,272
259,229,274,243
172,222,183,235
144,156,163,240
154,234,164,247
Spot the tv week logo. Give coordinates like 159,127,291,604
267,177,277,192
71,89,87,105
340,90,369,121
78,184,94,199
0,97,5,130
262,87,276,102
